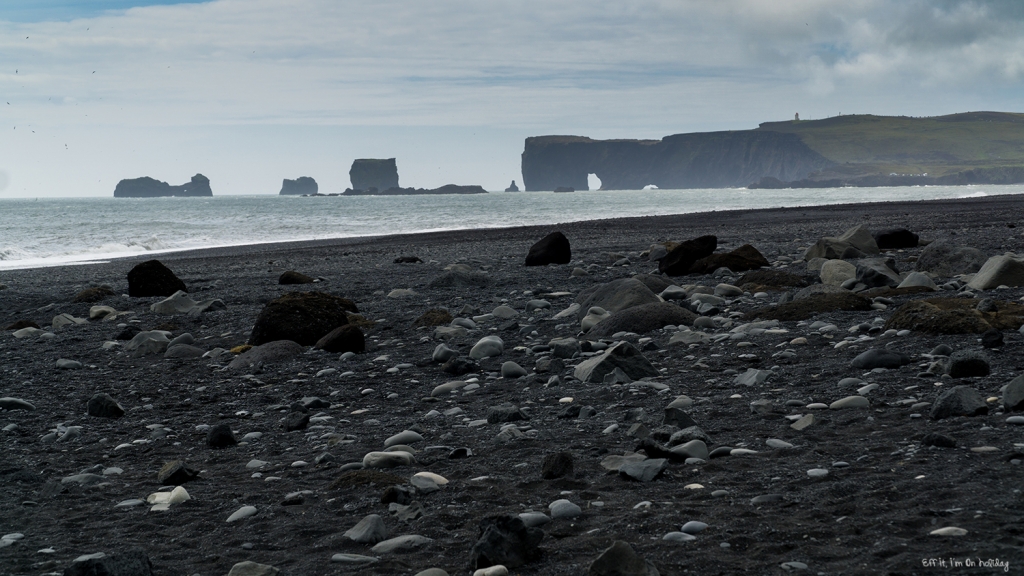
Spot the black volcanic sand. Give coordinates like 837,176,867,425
2,195,1024,576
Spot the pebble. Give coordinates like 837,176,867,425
384,430,424,447
662,531,697,542
518,512,551,527
548,499,582,519
1007,416,1024,425
766,439,793,449
226,506,258,522
806,468,829,478
330,553,379,565
370,534,433,553
781,561,809,570
681,521,708,534
363,451,415,468
929,526,968,536
829,396,869,409
55,358,83,369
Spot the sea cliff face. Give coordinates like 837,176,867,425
521,132,834,191
280,177,318,196
350,159,399,191
114,174,212,198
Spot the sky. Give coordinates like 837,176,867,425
1,0,1023,197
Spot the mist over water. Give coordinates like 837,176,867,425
1,185,1021,270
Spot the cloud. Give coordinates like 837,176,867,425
0,0,1022,195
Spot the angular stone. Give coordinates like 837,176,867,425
968,255,1024,290
157,460,199,486
469,515,544,570
541,452,574,479
659,235,717,276
1004,374,1024,411
87,393,125,418
930,385,988,420
619,458,667,482
573,341,658,383
344,514,388,544
589,540,659,576
314,325,365,354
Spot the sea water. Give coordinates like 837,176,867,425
1,185,1021,270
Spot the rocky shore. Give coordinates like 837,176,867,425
2,195,1024,576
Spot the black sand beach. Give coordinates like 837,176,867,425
3,194,1024,576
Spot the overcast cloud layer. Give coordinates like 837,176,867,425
2,0,1023,196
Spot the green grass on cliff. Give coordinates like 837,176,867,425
757,112,1024,176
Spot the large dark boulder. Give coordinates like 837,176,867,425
748,292,873,321
586,302,696,338
249,292,356,346
279,176,318,195
914,240,986,277
736,269,809,290
884,298,1024,334
314,324,365,353
689,244,769,274
576,278,660,319
873,228,919,249
127,260,187,297
469,515,544,570
659,235,717,276
525,232,571,266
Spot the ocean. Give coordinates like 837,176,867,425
1,185,1021,271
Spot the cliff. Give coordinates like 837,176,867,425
280,177,318,196
342,184,487,196
521,132,835,191
350,159,399,191
521,112,1024,191
114,174,212,198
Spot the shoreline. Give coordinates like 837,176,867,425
3,192,1022,275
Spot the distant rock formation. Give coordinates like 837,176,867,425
114,174,212,198
280,177,318,196
342,184,487,196
505,180,520,192
521,133,832,191
350,159,399,191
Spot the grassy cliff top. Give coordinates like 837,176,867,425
757,112,1024,177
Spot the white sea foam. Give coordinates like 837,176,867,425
0,185,1022,270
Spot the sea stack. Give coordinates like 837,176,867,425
114,174,213,198
280,177,318,196
350,159,399,191
505,180,520,192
